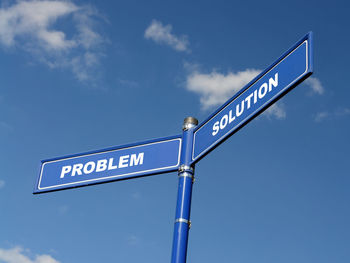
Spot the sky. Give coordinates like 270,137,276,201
0,0,349,262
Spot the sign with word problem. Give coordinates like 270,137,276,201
34,136,181,193
192,33,313,163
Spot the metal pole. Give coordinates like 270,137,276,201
171,117,198,263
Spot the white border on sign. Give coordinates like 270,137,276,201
38,138,182,190
192,40,309,161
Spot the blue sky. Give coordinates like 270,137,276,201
0,0,349,262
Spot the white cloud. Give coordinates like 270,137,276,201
0,247,60,263
0,0,78,49
185,67,288,119
186,69,261,110
264,102,286,120
58,205,69,215
118,79,139,88
0,180,5,189
144,20,189,52
314,107,350,122
0,0,106,82
131,191,141,200
0,121,13,131
127,235,140,246
335,107,350,116
314,111,329,122
305,77,324,95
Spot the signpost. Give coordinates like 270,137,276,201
34,32,313,263
34,136,181,193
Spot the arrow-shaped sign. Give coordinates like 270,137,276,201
34,136,181,194
191,33,313,163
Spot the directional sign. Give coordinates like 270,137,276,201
192,33,313,163
34,136,182,194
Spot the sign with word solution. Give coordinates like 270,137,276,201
192,33,313,163
34,136,182,194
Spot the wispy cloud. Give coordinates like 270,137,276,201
305,77,324,95
185,67,261,110
314,107,350,122
264,102,286,120
145,20,189,52
0,180,5,189
118,79,139,88
185,66,288,119
131,191,141,200
58,205,69,215
337,108,350,116
127,234,140,246
314,111,330,122
0,0,106,83
185,66,328,120
0,247,60,263
0,121,13,131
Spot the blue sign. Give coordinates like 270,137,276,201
34,136,182,193
192,33,313,163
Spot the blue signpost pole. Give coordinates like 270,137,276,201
171,117,198,263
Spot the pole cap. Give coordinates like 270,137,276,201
183,117,198,130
